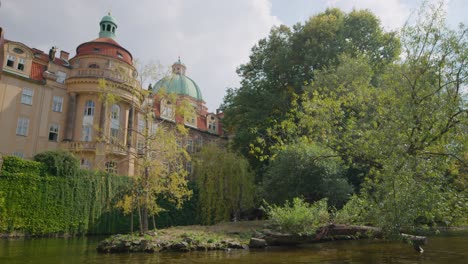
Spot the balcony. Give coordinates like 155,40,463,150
68,68,139,88
62,141,97,152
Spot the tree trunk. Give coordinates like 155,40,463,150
141,207,149,233
152,215,156,230
137,204,143,235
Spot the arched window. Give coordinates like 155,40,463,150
101,24,105,31
105,161,117,174
89,63,99,68
112,27,115,33
160,99,174,121
208,115,217,133
110,104,120,138
84,100,95,116
106,24,111,31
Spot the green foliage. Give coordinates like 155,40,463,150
300,2,467,234
221,8,400,176
195,144,255,225
262,142,352,207
1,156,44,176
34,150,80,177
0,170,132,236
264,197,329,235
156,183,200,227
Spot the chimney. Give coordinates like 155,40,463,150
60,50,69,61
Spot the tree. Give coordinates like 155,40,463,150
262,142,352,207
97,63,193,234
221,8,400,177
194,144,255,225
301,1,467,232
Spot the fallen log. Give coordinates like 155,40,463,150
260,224,426,247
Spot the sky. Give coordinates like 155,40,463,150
0,0,466,111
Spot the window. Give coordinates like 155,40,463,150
52,96,64,112
80,158,91,169
137,141,144,153
13,152,24,158
88,63,99,68
17,58,25,71
186,161,192,174
106,25,111,31
6,55,15,67
21,88,34,105
116,52,123,59
93,48,100,52
56,71,66,83
82,125,92,142
84,100,95,116
48,124,59,141
161,100,174,120
16,117,29,136
208,116,217,132
105,161,117,174
137,116,145,133
150,121,158,135
187,139,194,153
110,104,120,138
13,48,24,54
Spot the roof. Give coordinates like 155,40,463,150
100,13,117,26
153,74,203,101
74,37,133,65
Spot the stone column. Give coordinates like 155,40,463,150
99,102,108,138
127,106,134,147
64,93,77,141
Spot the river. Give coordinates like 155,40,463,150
0,233,467,263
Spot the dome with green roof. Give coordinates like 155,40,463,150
99,12,118,39
152,59,203,101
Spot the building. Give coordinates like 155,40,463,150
0,13,224,176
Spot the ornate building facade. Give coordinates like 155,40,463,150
0,14,224,176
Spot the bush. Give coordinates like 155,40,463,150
34,150,79,177
1,156,44,176
264,197,329,235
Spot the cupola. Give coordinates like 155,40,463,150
99,12,118,39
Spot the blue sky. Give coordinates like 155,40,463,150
1,0,466,111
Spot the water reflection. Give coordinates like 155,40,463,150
0,234,466,264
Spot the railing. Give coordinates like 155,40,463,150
106,144,128,156
68,68,140,88
63,141,97,152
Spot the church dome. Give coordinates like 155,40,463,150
153,59,203,101
73,13,133,65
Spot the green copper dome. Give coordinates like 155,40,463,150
99,12,118,39
153,59,203,101
153,74,203,101
100,13,117,25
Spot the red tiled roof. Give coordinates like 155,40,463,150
30,62,45,81
74,38,133,65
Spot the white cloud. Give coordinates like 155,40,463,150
0,0,280,111
326,0,412,30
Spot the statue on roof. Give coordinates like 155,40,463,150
48,46,57,61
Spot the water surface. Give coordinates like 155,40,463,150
0,233,466,263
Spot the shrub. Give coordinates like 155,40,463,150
264,197,329,235
1,156,44,176
34,150,79,177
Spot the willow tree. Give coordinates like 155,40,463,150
194,144,255,225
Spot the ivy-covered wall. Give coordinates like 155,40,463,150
0,156,200,236
0,156,132,236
